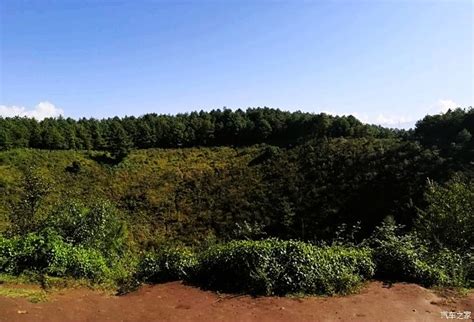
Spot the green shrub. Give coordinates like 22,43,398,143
66,247,110,281
192,239,374,296
0,231,111,282
1,199,130,285
368,223,433,284
467,253,474,287
43,200,128,260
46,236,72,276
427,248,472,288
367,220,471,287
416,178,474,252
46,241,110,281
8,168,51,235
1,231,61,274
0,235,16,273
137,246,197,283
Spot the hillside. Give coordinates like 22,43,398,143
0,107,472,303
1,106,472,245
0,146,261,243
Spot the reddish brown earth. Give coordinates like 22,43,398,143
0,281,472,322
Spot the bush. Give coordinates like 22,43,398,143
416,177,474,252
192,239,374,296
0,231,61,274
367,221,433,284
367,220,471,287
0,235,16,273
467,253,474,287
47,241,110,281
9,169,51,235
66,247,110,281
427,248,472,288
42,200,128,260
0,231,110,282
137,246,197,283
1,199,130,285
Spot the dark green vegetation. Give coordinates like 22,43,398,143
192,240,375,296
0,107,473,295
0,108,395,154
0,201,130,283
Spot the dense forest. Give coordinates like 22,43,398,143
0,108,397,153
0,107,472,295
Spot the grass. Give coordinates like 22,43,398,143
39,275,118,294
0,274,48,303
0,285,47,303
0,273,117,300
0,146,261,241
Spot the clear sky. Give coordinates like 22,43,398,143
0,0,472,127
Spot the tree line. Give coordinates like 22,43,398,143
0,108,398,154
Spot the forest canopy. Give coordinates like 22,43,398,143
0,107,401,152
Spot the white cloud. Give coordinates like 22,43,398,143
322,110,413,128
373,114,414,128
322,110,367,122
0,101,64,120
322,99,462,129
429,99,459,115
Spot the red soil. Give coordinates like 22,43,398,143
0,281,472,322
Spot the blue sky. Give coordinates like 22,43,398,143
0,0,472,127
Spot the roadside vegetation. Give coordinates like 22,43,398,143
0,107,472,296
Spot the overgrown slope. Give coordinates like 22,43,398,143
0,108,472,293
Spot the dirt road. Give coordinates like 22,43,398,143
0,281,472,321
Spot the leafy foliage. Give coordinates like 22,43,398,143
9,168,51,235
137,246,197,283
0,231,110,282
1,199,130,284
0,108,397,152
192,239,375,296
42,200,128,259
416,177,474,252
366,220,471,287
